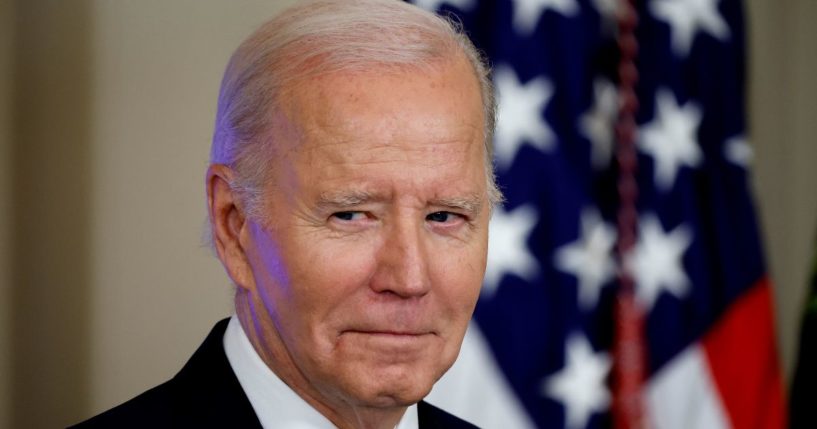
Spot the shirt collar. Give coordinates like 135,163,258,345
223,315,419,429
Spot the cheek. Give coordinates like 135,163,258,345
282,236,380,323
248,227,292,312
433,241,487,317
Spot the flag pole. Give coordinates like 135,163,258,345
613,0,648,428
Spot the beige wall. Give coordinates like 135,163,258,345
86,0,296,413
748,0,817,377
9,1,93,427
0,0,13,427
1,1,301,427
0,1,814,427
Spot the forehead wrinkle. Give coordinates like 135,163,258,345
286,82,483,147
270,57,491,214
296,136,488,209
296,135,482,171
313,176,484,210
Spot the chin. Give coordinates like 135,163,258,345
347,360,450,408
363,381,434,408
318,334,461,409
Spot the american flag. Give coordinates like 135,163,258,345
416,0,788,428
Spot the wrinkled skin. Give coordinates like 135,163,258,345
208,56,489,429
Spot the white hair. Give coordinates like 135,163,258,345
210,0,501,218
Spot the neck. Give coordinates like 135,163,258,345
233,290,409,429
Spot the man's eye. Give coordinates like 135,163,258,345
426,211,460,223
331,211,366,221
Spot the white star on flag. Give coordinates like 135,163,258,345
650,0,730,57
591,0,618,21
483,204,539,297
554,208,617,310
628,215,693,311
579,78,618,170
512,0,580,35
413,0,476,12
494,65,555,170
724,135,753,168
639,89,703,192
591,0,619,33
542,332,611,429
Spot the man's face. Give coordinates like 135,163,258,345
241,57,489,409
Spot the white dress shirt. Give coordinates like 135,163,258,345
223,316,419,429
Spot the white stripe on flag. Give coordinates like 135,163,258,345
647,343,730,429
426,321,536,429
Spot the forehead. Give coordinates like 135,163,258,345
282,59,483,138
270,59,487,195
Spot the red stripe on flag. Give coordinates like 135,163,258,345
702,278,787,429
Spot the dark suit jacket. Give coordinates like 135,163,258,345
71,318,477,428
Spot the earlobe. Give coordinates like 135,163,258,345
206,164,255,291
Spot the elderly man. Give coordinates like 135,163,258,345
74,0,501,428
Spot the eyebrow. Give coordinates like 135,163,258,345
316,190,382,210
429,195,485,216
315,191,485,216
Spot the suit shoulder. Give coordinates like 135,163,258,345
68,319,260,428
418,401,480,429
68,380,176,428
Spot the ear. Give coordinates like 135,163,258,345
206,164,255,292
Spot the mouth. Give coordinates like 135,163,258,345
335,329,440,360
339,331,434,357
340,329,436,345
344,329,432,337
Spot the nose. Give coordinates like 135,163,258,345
369,217,431,298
